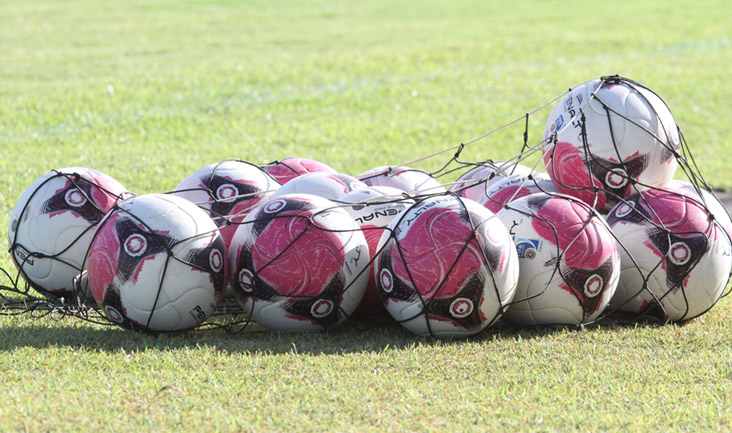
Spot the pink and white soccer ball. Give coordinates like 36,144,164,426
496,193,621,326
665,180,732,242
229,194,369,331
261,157,337,184
269,171,366,201
7,167,130,298
542,76,680,212
357,166,446,195
605,187,732,322
451,162,533,201
375,195,519,338
477,173,560,215
173,160,279,251
338,186,413,317
86,194,226,332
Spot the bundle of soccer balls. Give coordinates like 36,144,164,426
6,75,732,337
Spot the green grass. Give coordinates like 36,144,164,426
3,314,732,432
1,0,732,431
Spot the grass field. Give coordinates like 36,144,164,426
2,0,732,431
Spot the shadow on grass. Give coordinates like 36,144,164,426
0,318,418,355
0,313,667,355
0,269,687,355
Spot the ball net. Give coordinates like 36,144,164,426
2,75,730,336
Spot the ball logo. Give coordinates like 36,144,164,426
515,238,539,260
188,305,207,323
264,199,287,214
550,114,564,134
615,201,635,218
13,245,34,266
238,268,254,292
449,298,474,319
310,299,334,318
668,242,691,265
105,305,124,323
379,268,394,293
209,249,223,272
583,274,604,298
65,188,87,207
124,234,147,257
605,168,629,189
216,184,238,203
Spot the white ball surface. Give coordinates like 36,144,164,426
451,162,533,201
497,193,621,326
606,187,732,322
229,194,369,331
269,172,366,202
87,194,226,332
357,166,446,195
375,195,519,337
542,77,680,212
8,167,129,298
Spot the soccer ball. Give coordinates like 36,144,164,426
496,193,621,326
357,166,446,195
375,195,519,338
173,160,280,300
269,171,366,201
8,167,129,299
605,187,732,322
451,162,533,201
86,194,226,332
477,173,559,214
542,76,680,212
261,157,337,184
338,186,413,317
229,194,369,331
666,180,732,242
173,160,280,252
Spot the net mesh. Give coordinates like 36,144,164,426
2,75,730,336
